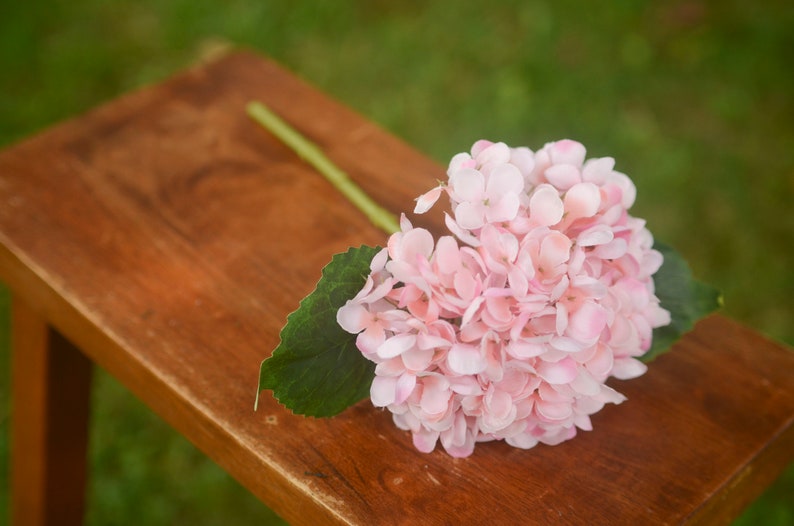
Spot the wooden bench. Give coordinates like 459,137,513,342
1,50,792,525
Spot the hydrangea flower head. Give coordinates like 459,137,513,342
337,139,671,457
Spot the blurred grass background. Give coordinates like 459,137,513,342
0,0,791,524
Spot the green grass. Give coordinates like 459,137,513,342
1,1,792,524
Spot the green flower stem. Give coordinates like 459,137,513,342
247,101,401,235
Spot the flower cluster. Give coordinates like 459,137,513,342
337,139,671,457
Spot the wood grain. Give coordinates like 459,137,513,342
0,50,791,525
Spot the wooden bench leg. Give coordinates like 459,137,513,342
11,296,92,526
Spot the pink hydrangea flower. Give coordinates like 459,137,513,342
337,139,671,457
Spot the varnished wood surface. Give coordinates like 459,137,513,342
0,51,791,525
11,297,92,526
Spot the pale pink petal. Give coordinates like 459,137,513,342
593,238,628,260
486,389,514,420
506,340,546,358
529,184,564,226
450,167,485,202
544,164,581,190
611,357,648,380
423,373,451,392
448,152,474,174
441,425,476,458
581,156,615,184
567,302,608,342
611,171,637,208
505,432,539,449
585,343,614,378
507,266,529,298
349,275,375,303
536,357,578,384
539,426,577,445
358,325,387,354
412,428,440,453
510,147,536,176
549,274,570,302
600,181,624,208
594,204,619,228
336,302,370,334
498,369,529,395
596,386,627,405
394,373,417,404
470,139,495,157
370,375,397,406
399,228,435,263
459,395,481,415
549,336,588,353
574,395,605,414
376,334,416,359
535,399,573,421
570,368,601,396
461,296,485,327
532,148,552,175
482,399,517,434
416,332,452,350
420,385,451,415
632,313,653,350
375,357,406,377
364,278,396,304
480,226,519,275
570,275,607,298
577,225,614,246
539,231,572,271
449,376,483,396
448,343,487,374
475,141,511,166
399,213,413,232
538,382,569,402
460,246,487,274
485,295,512,325
608,321,638,357
614,277,646,310
555,302,569,336
498,226,520,260
406,295,438,324
642,248,664,276
485,193,521,223
385,260,420,286
454,201,485,230
496,420,527,439
454,271,478,302
514,398,536,420
564,182,601,219
444,213,481,246
650,305,672,328
567,246,586,275
414,186,444,214
434,236,461,274
401,347,434,371
370,247,389,272
451,411,470,445
548,139,586,166
486,163,524,195
574,413,593,431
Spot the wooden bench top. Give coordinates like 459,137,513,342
1,50,792,525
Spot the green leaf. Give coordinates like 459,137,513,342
641,242,722,362
256,246,380,417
